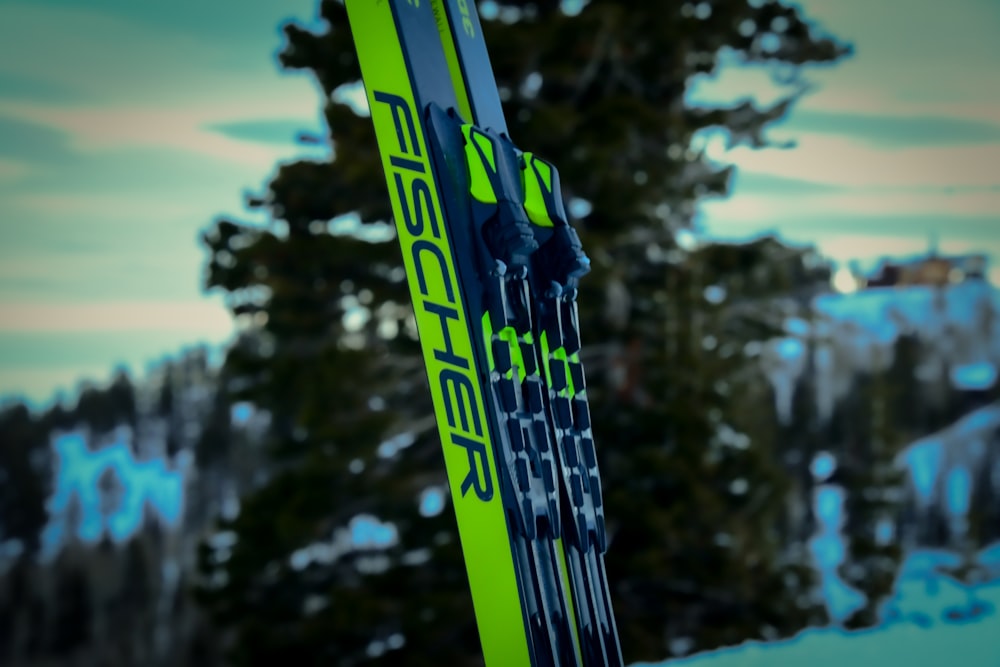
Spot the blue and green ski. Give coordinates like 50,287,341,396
345,2,622,665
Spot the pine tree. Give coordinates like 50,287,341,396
195,1,850,664
71,369,139,437
195,372,235,469
48,554,93,655
0,403,49,559
836,338,911,629
604,236,832,656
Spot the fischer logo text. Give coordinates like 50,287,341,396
373,90,494,503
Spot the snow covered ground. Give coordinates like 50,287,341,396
40,426,184,559
644,542,1000,667
645,427,1000,667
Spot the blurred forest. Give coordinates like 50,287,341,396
2,1,1000,666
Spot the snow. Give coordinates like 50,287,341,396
704,285,727,305
350,514,398,549
760,336,809,423
29,278,1000,665
775,337,806,362
812,280,996,341
902,439,945,506
897,404,1000,509
955,404,1000,436
377,431,416,458
642,397,1000,667
419,487,446,517
642,543,1000,667
951,362,998,391
980,543,1000,579
945,466,972,517
654,411,1000,666
230,401,253,425
764,280,1000,424
810,451,837,481
784,317,811,337
40,427,183,558
808,484,865,622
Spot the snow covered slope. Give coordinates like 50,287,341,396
760,279,999,423
645,543,1000,667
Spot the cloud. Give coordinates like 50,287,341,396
699,208,1000,241
0,100,309,169
782,111,1000,148
730,171,848,195
701,188,1000,224
0,189,230,270
796,0,1000,109
0,119,293,304
690,0,1000,130
0,250,216,302
9,253,217,301
686,52,795,110
716,136,1000,190
11,0,320,58
206,118,321,146
7,193,210,221
0,1,322,404
0,115,72,165
0,3,311,106
4,197,229,266
0,158,30,182
0,3,325,168
0,4,223,103
0,323,233,406
697,213,1000,271
0,300,233,335
0,71,81,105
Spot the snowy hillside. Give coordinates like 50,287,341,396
38,401,1000,667
23,280,1000,666
901,404,1000,511
760,279,999,423
646,542,1000,667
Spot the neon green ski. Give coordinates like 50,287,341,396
345,2,622,664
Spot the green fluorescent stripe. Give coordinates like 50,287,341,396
345,2,530,665
553,345,575,397
498,325,524,383
430,0,475,124
555,538,584,664
541,330,574,398
540,330,554,387
522,152,555,228
471,128,498,171
482,312,496,370
462,125,499,203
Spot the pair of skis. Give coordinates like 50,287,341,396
345,2,622,665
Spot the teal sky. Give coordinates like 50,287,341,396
1,0,998,405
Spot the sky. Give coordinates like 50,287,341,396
0,0,998,405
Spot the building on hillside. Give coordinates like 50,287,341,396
860,252,989,289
